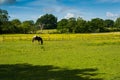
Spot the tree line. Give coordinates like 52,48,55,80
0,8,120,34
58,17,120,33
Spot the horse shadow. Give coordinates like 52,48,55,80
0,63,103,80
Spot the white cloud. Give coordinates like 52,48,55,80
106,12,118,17
64,13,75,19
106,12,120,20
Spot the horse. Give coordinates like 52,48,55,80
32,35,43,45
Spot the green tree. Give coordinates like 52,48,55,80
75,17,87,33
0,8,9,22
0,21,2,33
28,20,36,33
36,14,57,29
21,20,35,34
89,18,105,32
11,19,21,27
115,17,120,28
0,9,16,34
67,17,76,33
11,19,22,33
0,9,11,34
1,21,16,34
57,19,68,33
113,17,120,31
104,19,114,28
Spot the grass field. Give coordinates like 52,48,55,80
0,32,120,80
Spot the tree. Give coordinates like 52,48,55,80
89,18,105,32
67,17,76,33
0,9,21,34
1,21,16,34
11,19,21,27
104,19,114,28
0,8,9,22
0,21,2,33
37,23,45,33
28,20,36,33
11,19,22,33
21,20,35,34
36,14,57,29
57,19,68,33
0,9,10,34
115,17,120,28
75,17,87,33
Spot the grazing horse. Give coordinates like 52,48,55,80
32,35,43,45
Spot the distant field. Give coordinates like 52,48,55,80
0,32,120,80
0,32,120,41
36,29,58,34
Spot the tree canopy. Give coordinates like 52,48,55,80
36,14,57,29
0,8,120,34
0,9,9,22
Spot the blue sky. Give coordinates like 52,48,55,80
0,0,120,22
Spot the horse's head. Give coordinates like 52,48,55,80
32,35,37,42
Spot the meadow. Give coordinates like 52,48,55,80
0,32,120,80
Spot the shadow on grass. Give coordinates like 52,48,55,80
0,64,103,80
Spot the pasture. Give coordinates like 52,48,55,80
0,32,120,80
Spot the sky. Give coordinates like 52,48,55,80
0,0,120,22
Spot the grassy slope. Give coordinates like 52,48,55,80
0,33,120,80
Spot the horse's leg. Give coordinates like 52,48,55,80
40,39,43,45
38,40,41,44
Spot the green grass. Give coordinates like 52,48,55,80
0,33,120,80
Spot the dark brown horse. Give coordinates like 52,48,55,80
32,35,43,45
